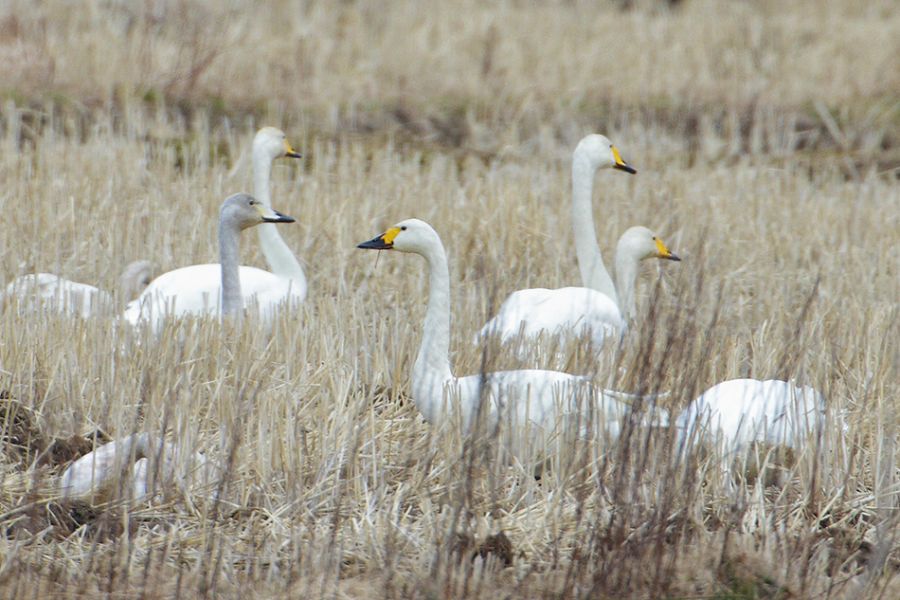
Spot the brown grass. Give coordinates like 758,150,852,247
0,1,898,598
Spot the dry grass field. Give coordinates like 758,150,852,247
0,0,898,598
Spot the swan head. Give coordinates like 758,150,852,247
119,259,154,300
357,218,439,254
618,226,680,262
220,193,296,230
253,126,302,161
574,134,636,174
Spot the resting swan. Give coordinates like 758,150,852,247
124,193,295,327
477,226,680,346
1,260,153,318
675,379,845,486
676,379,835,453
123,128,303,329
477,134,679,348
357,219,667,455
59,432,219,503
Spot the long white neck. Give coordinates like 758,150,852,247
253,149,306,292
219,217,243,320
614,243,640,321
571,152,619,306
411,239,455,425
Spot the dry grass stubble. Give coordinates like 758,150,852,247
0,109,896,597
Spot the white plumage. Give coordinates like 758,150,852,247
477,226,679,348
59,432,218,503
2,273,111,318
122,263,303,327
1,260,153,318
674,378,847,490
358,218,667,457
477,135,679,349
676,378,830,454
123,128,304,330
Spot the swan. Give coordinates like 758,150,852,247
477,134,679,348
123,193,295,328
59,432,218,502
122,127,304,330
1,260,153,318
250,127,305,290
675,379,843,485
476,226,680,347
357,219,667,456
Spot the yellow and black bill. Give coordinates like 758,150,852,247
611,145,637,174
654,237,680,261
357,226,401,250
284,139,302,159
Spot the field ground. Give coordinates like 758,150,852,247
0,1,898,598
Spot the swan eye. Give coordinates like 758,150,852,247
400,226,407,231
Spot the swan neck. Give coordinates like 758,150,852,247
219,217,243,319
412,240,454,424
615,246,639,321
571,154,618,305
252,148,306,288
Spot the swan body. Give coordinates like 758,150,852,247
477,226,679,347
123,128,304,330
478,135,679,348
2,273,110,318
123,264,301,326
358,219,667,451
676,379,829,454
59,432,218,502
124,193,295,329
1,260,153,318
477,286,624,347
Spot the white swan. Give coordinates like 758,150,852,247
477,226,680,347
1,260,153,318
250,127,305,290
676,379,832,452
357,219,667,456
675,379,844,486
122,128,304,330
59,432,218,503
477,134,679,348
123,193,295,328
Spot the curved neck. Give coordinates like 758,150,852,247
571,153,619,306
253,149,306,289
219,217,243,320
614,244,640,321
411,240,454,425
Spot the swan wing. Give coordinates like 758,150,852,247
477,287,624,346
3,273,110,317
676,378,826,451
123,264,303,327
458,369,635,435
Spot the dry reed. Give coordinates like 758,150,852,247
0,1,898,598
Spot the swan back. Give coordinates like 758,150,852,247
676,379,828,454
1,273,111,317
